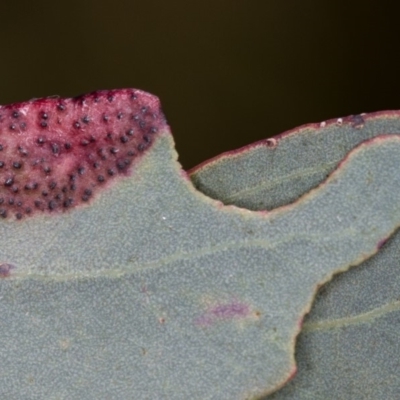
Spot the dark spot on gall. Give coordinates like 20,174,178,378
25,182,38,190
73,121,81,129
64,142,72,150
4,178,14,187
82,115,90,124
107,94,114,102
126,129,134,136
41,112,48,119
102,114,109,122
139,121,146,129
9,124,16,131
49,181,57,190
143,135,151,143
25,207,31,214
16,213,22,220
78,167,85,175
116,159,130,171
0,162,4,168
43,166,51,174
42,191,48,197
40,121,48,128
57,103,65,111
48,200,57,210
0,145,3,151
117,112,123,120
63,198,73,208
150,127,158,134
97,175,105,182
120,136,128,143
80,139,90,146
110,147,118,154
51,143,60,154
12,161,22,169
0,209,7,218
37,137,46,145
107,168,115,176
12,111,20,118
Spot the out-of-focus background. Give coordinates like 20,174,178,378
1,1,399,169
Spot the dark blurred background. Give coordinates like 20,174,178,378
1,1,399,169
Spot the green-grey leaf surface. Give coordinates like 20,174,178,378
190,113,400,398
2,121,400,399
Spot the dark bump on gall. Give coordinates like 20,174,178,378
64,142,72,150
0,209,7,218
12,111,20,118
110,147,118,154
80,139,90,146
150,127,158,134
138,143,146,152
102,114,109,122
48,200,57,210
143,135,151,143
20,122,27,130
141,106,147,114
51,143,60,154
73,121,81,129
63,198,73,208
4,178,14,187
42,191,48,197
18,146,28,156
16,213,22,220
0,145,3,151
41,112,48,120
120,136,128,143
57,103,66,111
82,115,90,124
8,198,14,205
34,200,42,208
107,94,114,102
12,161,22,169
25,207,32,214
49,181,57,190
127,150,135,157
78,166,85,175
0,162,4,168
37,137,46,145
0,198,3,204
107,168,115,176
97,175,105,182
139,121,146,129
116,159,130,171
16,201,22,207
70,184,76,191
93,162,100,169
9,124,16,131
126,129,134,136
43,166,51,174
117,112,123,120
40,121,48,128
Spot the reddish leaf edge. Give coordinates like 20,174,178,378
187,110,400,176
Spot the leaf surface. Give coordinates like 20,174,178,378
190,113,400,398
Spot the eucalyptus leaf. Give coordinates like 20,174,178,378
190,113,400,398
